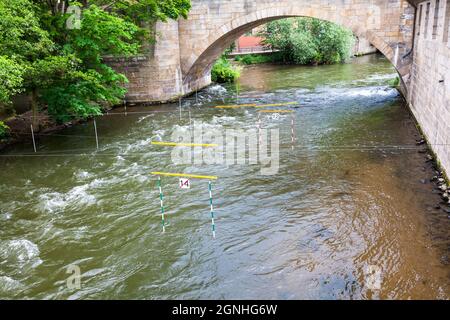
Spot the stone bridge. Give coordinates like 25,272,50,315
107,0,450,176
107,0,415,103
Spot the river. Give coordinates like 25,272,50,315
0,54,448,299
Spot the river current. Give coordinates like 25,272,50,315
0,54,448,299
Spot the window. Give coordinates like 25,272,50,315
444,0,450,43
425,2,431,38
433,0,440,39
418,4,423,35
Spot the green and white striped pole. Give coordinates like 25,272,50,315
208,181,216,238
157,176,166,233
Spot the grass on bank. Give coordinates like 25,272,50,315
234,53,283,65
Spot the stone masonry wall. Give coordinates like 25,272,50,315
105,21,183,103
408,0,450,175
353,36,378,55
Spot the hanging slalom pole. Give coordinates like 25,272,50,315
178,67,184,121
189,109,192,129
30,124,37,153
124,65,128,116
291,113,295,149
157,176,166,233
235,82,239,105
257,112,262,145
150,172,218,237
93,118,99,150
208,181,216,239
179,96,182,121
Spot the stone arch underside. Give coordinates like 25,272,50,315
180,5,412,93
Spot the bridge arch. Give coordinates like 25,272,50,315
179,3,412,93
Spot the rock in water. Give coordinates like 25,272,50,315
416,139,426,145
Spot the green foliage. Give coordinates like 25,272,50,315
28,3,142,122
0,56,24,106
388,76,400,88
92,0,191,24
224,43,236,55
155,0,191,20
0,121,9,139
288,31,319,64
235,53,282,65
211,56,240,83
0,0,52,110
0,0,192,125
0,0,54,59
262,18,355,65
64,5,141,63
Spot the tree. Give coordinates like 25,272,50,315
0,0,192,128
0,56,24,110
38,3,142,122
91,0,191,23
0,0,56,128
262,18,355,65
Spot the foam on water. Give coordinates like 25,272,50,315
37,184,96,214
345,86,398,98
205,84,227,96
137,115,153,123
150,135,163,142
367,73,398,81
123,137,153,154
0,239,42,268
0,276,24,294
0,212,12,220
313,86,398,101
152,129,166,137
74,170,94,181
171,124,191,134
211,116,237,124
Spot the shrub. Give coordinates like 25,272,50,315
0,121,9,139
211,56,240,83
262,17,355,65
388,76,400,87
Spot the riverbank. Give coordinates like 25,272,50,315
230,46,378,66
0,110,93,153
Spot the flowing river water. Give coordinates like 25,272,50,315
0,54,449,299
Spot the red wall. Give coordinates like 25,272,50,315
237,36,264,49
